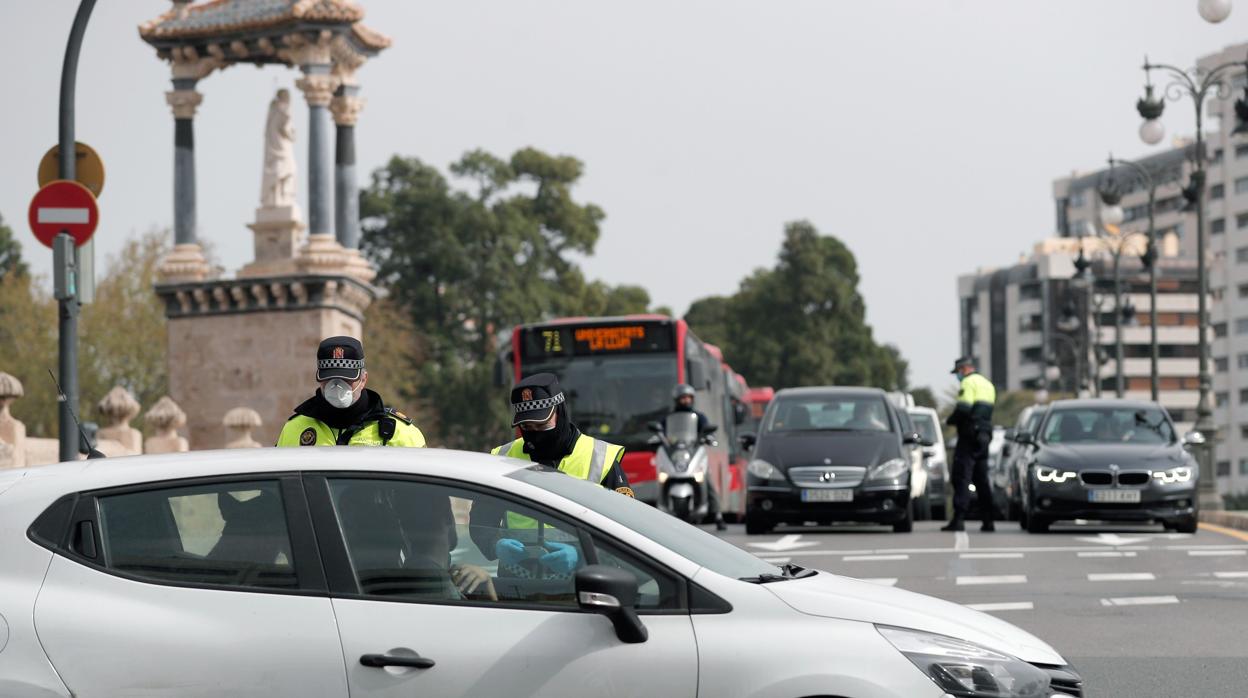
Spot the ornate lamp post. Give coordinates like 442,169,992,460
1095,170,1155,399
1198,0,1233,23
1135,51,1248,509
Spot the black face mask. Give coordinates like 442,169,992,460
522,426,563,457
521,404,580,464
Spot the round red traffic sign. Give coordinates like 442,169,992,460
28,179,98,249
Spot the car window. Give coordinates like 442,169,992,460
326,478,680,611
97,480,298,590
765,395,891,433
910,412,939,444
1041,407,1175,445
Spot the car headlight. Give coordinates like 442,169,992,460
877,626,1054,698
1035,465,1077,484
867,457,908,482
747,459,785,482
1152,466,1193,484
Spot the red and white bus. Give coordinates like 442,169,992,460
509,315,746,513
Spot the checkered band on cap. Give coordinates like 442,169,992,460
511,392,565,415
318,358,365,371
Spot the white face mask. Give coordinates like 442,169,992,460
323,378,357,409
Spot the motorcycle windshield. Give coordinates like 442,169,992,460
664,412,699,446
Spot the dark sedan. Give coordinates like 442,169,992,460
740,387,927,535
1015,399,1199,533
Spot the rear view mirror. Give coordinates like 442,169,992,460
1183,431,1206,447
1004,427,1017,441
575,565,647,644
921,446,938,458
902,432,924,445
688,362,708,390
1015,432,1035,446
647,421,662,433
739,433,757,450
701,424,719,436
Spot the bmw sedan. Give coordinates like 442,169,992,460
1,448,1081,697
1015,399,1199,534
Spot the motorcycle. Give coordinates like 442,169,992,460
649,412,718,524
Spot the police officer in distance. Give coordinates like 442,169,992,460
478,374,630,579
943,356,996,532
275,336,425,448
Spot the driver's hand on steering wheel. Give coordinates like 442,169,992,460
451,564,498,601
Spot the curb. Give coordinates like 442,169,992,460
1199,510,1248,532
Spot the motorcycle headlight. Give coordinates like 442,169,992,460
1034,465,1077,484
1152,466,1193,484
877,626,1054,698
673,450,691,471
747,459,785,482
867,457,908,482
657,471,669,484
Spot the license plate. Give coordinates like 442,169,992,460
802,489,853,503
1089,489,1141,504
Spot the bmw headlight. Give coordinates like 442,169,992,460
1152,466,1193,484
877,626,1054,697
867,457,908,482
747,459,785,482
1034,465,1077,484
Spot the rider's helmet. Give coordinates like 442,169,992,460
672,384,695,402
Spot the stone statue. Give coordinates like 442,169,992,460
144,396,189,454
96,386,143,455
223,407,263,449
261,88,296,208
0,372,27,469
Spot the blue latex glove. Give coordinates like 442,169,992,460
495,538,527,567
540,541,579,575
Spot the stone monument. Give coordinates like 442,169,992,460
96,386,144,455
0,372,27,469
145,396,190,454
141,1,390,447
223,407,263,448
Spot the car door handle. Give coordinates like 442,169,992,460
360,653,436,669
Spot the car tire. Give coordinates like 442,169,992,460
745,510,772,535
1025,510,1049,534
1174,515,1198,534
912,493,931,521
893,503,913,533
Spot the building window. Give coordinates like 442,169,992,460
1212,183,1226,200
1236,176,1248,195
1218,392,1231,408
1070,189,1086,208
1216,321,1229,337
1237,353,1248,369
1237,246,1248,263
1214,218,1227,235
1237,144,1248,159
1239,284,1248,299
1236,317,1248,335
1213,148,1225,165
1217,357,1230,373
1240,388,1248,403
1240,459,1248,476
1239,213,1248,230
1218,461,1232,477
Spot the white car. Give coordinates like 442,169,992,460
0,449,1081,697
909,406,949,520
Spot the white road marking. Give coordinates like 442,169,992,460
1188,550,1247,557
37,207,90,224
1100,595,1179,607
842,554,909,562
1088,572,1156,582
1078,551,1138,558
858,577,898,586
954,531,970,550
1077,533,1148,546
1213,571,1248,579
966,602,1034,612
956,575,1027,586
747,534,819,552
960,552,1024,559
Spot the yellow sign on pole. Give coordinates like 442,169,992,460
38,141,105,197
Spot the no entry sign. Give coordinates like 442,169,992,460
28,179,98,248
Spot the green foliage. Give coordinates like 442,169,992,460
0,273,58,436
0,213,28,281
910,386,938,409
683,221,907,391
361,148,619,448
992,390,1039,428
1222,491,1248,511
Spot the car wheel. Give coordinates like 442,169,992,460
744,510,772,535
893,503,913,533
912,493,931,521
1025,510,1049,534
1174,515,1198,534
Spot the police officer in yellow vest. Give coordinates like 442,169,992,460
479,374,630,578
275,336,425,448
943,356,997,532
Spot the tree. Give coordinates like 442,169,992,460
911,386,939,409
0,272,57,436
361,148,611,447
0,213,28,281
684,221,907,391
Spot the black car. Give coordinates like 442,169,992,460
740,387,928,535
1015,399,1199,533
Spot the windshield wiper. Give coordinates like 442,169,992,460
781,563,817,579
739,563,817,584
738,573,791,584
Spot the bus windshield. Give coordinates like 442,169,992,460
523,353,677,449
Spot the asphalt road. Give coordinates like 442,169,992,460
712,519,1248,698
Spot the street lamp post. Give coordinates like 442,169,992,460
1102,154,1162,402
1095,178,1151,399
1136,51,1248,510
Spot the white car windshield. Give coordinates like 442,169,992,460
509,466,784,579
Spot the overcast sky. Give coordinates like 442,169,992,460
2,1,1243,393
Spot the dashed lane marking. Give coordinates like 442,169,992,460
965,602,1034,612
1088,572,1156,581
842,554,909,562
1213,571,1248,579
858,578,898,586
1187,549,1247,557
954,531,969,551
1078,551,1138,558
1100,595,1179,607
959,552,1024,559
956,575,1027,586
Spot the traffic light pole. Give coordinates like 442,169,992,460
56,0,96,462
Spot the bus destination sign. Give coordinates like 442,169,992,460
522,322,674,358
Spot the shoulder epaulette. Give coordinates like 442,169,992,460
384,407,413,425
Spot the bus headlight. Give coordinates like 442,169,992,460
748,459,785,482
1035,466,1077,484
1153,466,1193,484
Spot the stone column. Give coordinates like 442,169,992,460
297,66,336,241
158,48,219,283
331,85,375,283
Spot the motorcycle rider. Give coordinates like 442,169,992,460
670,383,727,531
